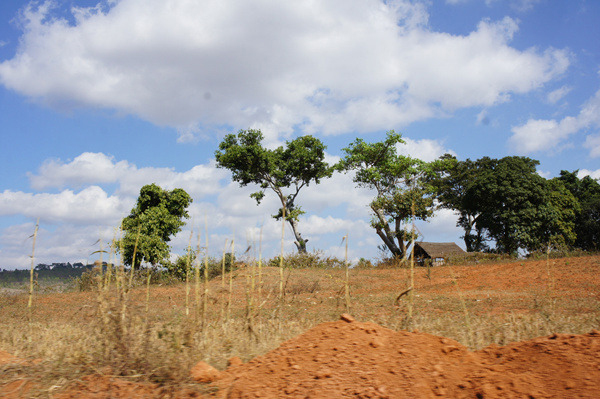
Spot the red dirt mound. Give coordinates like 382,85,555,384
216,316,600,399
3,319,599,398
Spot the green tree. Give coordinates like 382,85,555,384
215,129,332,253
557,170,600,251
535,178,579,249
338,131,441,258
434,156,578,254
429,155,489,252
120,184,192,268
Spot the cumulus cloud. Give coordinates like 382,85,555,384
397,137,456,161
578,169,600,180
0,186,132,225
301,215,370,236
0,223,121,269
0,0,568,140
416,208,463,247
510,88,600,154
27,152,228,197
29,152,131,189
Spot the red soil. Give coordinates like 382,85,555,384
5,316,596,398
213,315,600,398
2,255,599,398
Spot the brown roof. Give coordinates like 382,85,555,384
414,242,465,259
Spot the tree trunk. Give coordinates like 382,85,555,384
375,228,402,257
372,205,403,257
288,218,308,253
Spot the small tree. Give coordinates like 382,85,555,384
338,131,440,258
215,129,332,253
120,184,192,268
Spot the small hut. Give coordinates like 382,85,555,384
413,242,465,266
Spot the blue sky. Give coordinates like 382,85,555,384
1,0,599,269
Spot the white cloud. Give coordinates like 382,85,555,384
0,186,132,225
510,0,542,13
577,169,600,180
537,170,552,179
27,152,228,198
584,134,600,158
301,215,370,236
0,223,120,269
416,208,463,248
29,152,131,189
547,85,572,104
397,137,456,162
510,88,600,154
0,1,568,140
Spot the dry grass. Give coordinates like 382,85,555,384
1,254,599,396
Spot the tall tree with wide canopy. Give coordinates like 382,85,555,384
434,156,578,254
557,170,600,251
430,155,488,252
120,184,192,268
215,129,332,253
338,131,441,258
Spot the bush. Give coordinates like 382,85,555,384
75,267,101,291
164,249,197,281
268,251,346,269
75,266,178,291
163,250,236,282
354,258,374,269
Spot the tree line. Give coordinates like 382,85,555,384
118,129,600,268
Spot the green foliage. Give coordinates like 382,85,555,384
164,248,197,281
557,170,600,251
355,258,375,269
164,251,236,281
433,156,580,254
75,266,179,291
120,184,192,268
215,129,332,253
338,130,441,258
430,155,489,252
268,251,346,269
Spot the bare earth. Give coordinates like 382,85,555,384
1,255,599,398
